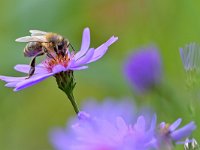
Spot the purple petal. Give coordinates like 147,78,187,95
78,111,91,120
52,65,67,73
171,121,196,141
145,115,157,147
160,122,166,129
14,64,30,73
106,36,118,46
50,129,69,150
150,114,157,131
0,76,26,82
66,59,76,70
73,48,95,67
69,66,88,71
74,28,90,60
116,117,128,133
169,118,182,132
5,82,19,87
134,116,146,131
14,64,48,74
87,36,118,63
14,73,54,91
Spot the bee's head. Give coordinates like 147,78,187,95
51,34,69,56
57,38,69,51
46,33,70,56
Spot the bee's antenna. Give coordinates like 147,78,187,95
69,43,76,51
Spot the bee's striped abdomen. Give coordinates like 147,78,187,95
24,42,43,57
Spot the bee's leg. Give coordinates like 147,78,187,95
53,45,59,55
26,58,36,79
43,47,56,60
63,43,75,57
69,43,75,51
26,51,44,79
46,53,56,60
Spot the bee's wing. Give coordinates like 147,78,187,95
15,36,48,42
29,30,47,36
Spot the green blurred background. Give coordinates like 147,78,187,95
0,0,200,149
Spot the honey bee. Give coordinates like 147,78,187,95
16,30,74,78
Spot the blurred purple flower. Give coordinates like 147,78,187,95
0,28,118,91
179,43,200,72
159,118,196,144
123,46,162,93
50,99,158,150
184,138,199,150
50,99,196,150
80,98,136,123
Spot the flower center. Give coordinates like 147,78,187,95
160,123,171,136
43,53,71,72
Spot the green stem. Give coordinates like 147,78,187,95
55,71,80,114
65,92,79,114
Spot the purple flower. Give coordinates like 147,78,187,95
50,99,196,150
159,118,196,144
123,46,162,93
80,98,136,123
50,99,158,150
0,28,118,91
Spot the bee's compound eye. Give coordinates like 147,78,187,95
58,43,64,50
58,45,62,50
